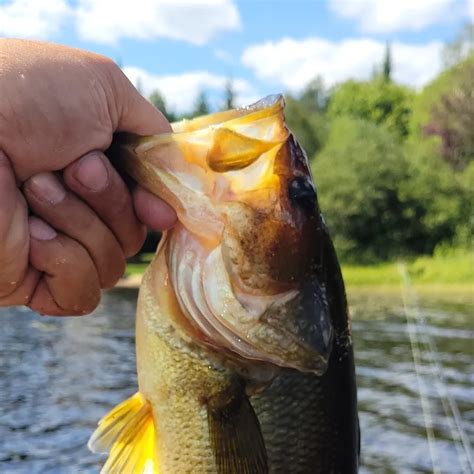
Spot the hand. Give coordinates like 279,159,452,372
0,39,176,316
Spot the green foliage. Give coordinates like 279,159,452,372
382,43,392,82
401,140,466,251
342,262,401,286
406,250,474,284
312,116,417,262
312,116,468,262
192,90,210,117
410,54,474,169
222,79,236,110
136,27,471,267
342,250,474,286
410,53,474,133
452,160,474,247
284,79,329,157
442,22,473,68
328,79,414,138
149,90,178,122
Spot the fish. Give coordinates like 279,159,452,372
88,95,359,473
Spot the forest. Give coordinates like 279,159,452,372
142,26,473,268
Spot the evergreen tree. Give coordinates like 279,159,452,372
149,90,177,122
223,79,235,110
382,42,392,82
193,90,210,117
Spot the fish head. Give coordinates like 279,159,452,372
114,95,333,376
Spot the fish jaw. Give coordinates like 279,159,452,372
110,94,334,376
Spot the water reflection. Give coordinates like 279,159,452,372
0,289,472,473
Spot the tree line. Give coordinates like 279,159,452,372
141,25,473,264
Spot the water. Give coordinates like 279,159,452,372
0,288,472,473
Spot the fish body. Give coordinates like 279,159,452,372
89,96,358,473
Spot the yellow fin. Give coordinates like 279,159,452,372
88,392,158,473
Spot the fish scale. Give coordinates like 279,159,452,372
89,95,359,473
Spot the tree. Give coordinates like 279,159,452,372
382,43,392,82
149,90,177,122
312,117,409,261
223,79,236,110
422,57,473,170
328,79,414,138
284,78,329,158
411,54,474,170
442,22,473,68
401,140,466,252
311,117,455,262
192,90,210,117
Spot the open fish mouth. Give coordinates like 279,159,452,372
111,95,334,376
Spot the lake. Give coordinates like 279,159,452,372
0,288,472,473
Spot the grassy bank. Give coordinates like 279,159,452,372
342,251,474,286
124,251,474,289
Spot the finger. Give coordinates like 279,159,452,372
0,267,40,307
133,186,177,231
24,172,125,288
63,151,146,257
0,151,30,298
28,217,101,316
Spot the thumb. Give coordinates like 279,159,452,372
0,151,32,300
114,70,172,136
109,69,177,231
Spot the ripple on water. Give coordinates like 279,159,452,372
0,289,472,473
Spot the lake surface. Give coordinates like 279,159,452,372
0,288,472,473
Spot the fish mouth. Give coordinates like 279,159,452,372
111,95,334,375
166,225,333,376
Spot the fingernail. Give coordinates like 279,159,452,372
29,173,66,204
29,217,57,240
74,153,109,192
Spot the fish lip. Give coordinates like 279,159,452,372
261,314,333,376
257,278,334,376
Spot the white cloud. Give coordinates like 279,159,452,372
241,37,443,91
329,0,468,33
0,0,70,39
123,66,259,112
76,0,240,45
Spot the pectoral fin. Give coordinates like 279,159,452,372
88,392,158,473
208,391,268,474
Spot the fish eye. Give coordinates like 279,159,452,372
288,176,316,210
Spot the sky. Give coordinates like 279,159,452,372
0,0,471,113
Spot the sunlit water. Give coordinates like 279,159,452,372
0,288,472,473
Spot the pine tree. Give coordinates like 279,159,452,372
193,90,210,117
382,43,392,82
149,90,177,122
223,79,235,110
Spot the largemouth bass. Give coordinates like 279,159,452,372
89,95,359,473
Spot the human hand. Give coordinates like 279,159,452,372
0,39,176,316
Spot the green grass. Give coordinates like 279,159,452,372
342,250,474,287
125,253,154,276
124,250,474,288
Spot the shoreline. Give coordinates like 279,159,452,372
115,274,473,296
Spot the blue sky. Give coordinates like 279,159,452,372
0,0,471,112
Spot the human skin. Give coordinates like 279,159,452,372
0,39,176,316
